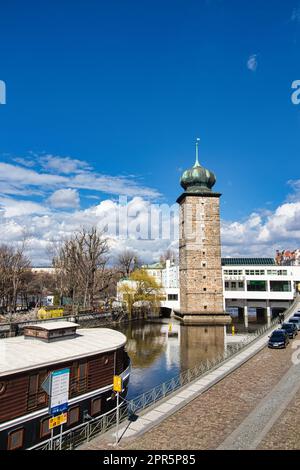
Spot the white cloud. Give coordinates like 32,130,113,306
0,156,161,199
0,196,176,265
287,179,300,201
0,196,47,218
13,157,36,168
0,192,299,266
291,6,300,22
40,155,92,174
1,151,299,266
221,200,300,257
48,188,80,209
247,54,258,72
0,162,68,188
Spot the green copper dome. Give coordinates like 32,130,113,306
180,139,216,193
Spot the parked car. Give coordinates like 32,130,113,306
268,329,290,349
281,322,298,339
288,317,300,331
293,313,300,318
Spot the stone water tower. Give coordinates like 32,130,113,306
175,139,231,326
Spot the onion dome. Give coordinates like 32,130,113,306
180,139,216,193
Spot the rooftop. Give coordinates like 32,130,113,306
142,262,164,269
0,327,126,377
221,258,276,266
26,321,78,331
180,139,216,194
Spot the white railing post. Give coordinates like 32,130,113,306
86,422,90,442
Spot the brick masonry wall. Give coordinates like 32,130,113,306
178,194,224,315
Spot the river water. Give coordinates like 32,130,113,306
113,317,253,400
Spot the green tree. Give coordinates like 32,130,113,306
119,269,164,318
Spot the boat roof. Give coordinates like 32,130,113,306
0,327,126,377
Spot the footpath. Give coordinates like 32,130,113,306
80,301,300,450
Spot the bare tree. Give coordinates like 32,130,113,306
159,248,178,266
10,241,31,315
24,271,56,309
0,245,14,312
0,243,31,318
53,227,110,309
117,249,140,277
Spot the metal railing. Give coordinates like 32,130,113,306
28,403,128,450
28,299,299,450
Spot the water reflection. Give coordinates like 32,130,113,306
115,318,226,399
180,325,225,371
117,321,166,368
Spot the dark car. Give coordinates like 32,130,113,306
288,317,300,331
268,329,290,349
293,313,300,318
281,322,298,339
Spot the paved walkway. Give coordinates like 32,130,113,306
80,301,300,450
218,359,300,449
258,383,300,449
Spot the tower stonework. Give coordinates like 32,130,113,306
174,140,231,326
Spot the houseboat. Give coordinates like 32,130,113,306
0,321,130,450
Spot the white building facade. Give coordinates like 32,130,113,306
117,260,180,312
120,258,300,325
222,259,300,327
117,257,300,325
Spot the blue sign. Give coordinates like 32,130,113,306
52,368,70,377
51,403,69,416
48,368,70,416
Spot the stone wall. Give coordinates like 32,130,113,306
178,193,225,315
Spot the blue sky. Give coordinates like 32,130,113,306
0,0,300,263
